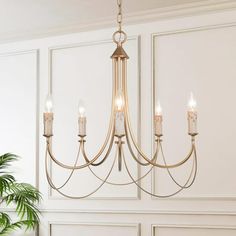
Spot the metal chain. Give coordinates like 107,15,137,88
117,0,122,32
112,0,127,45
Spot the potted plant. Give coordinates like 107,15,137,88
0,153,41,235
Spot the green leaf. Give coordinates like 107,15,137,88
0,153,41,235
0,174,15,195
0,153,18,171
0,212,11,227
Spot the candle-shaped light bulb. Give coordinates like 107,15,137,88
154,101,163,136
78,99,86,137
188,92,197,111
115,91,124,112
155,102,162,116
78,100,85,117
115,91,125,137
45,94,53,113
43,94,53,137
187,92,197,135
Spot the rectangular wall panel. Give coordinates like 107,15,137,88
153,225,236,236
48,37,140,199
50,222,140,236
0,50,38,186
152,25,236,199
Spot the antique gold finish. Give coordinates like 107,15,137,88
43,0,198,198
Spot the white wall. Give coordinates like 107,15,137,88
1,8,236,236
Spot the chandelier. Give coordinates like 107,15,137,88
43,0,198,198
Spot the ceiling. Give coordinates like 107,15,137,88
0,0,235,42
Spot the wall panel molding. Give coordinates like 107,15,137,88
152,224,236,236
47,36,141,200
151,21,236,200
0,49,39,188
41,209,236,216
5,207,236,216
0,49,39,236
0,49,39,57
49,221,140,236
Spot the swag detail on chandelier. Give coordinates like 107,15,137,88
43,0,198,198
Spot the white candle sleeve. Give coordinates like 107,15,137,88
115,111,125,136
188,111,197,135
154,115,162,136
44,113,53,137
79,117,87,136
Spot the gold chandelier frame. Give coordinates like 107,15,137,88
43,0,198,199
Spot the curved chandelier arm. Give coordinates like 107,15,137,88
125,125,159,166
78,93,116,166
124,112,195,168
46,119,114,170
44,53,118,170
43,146,81,191
87,164,154,186
46,99,115,171
160,142,198,189
86,144,155,186
122,64,196,168
45,145,118,199
122,147,196,198
76,56,119,165
54,144,81,190
46,101,115,169
81,129,115,166
46,140,109,170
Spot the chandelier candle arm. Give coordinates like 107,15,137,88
81,129,115,166
46,138,112,170
160,141,198,189
121,143,197,198
45,144,119,199
122,64,197,168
